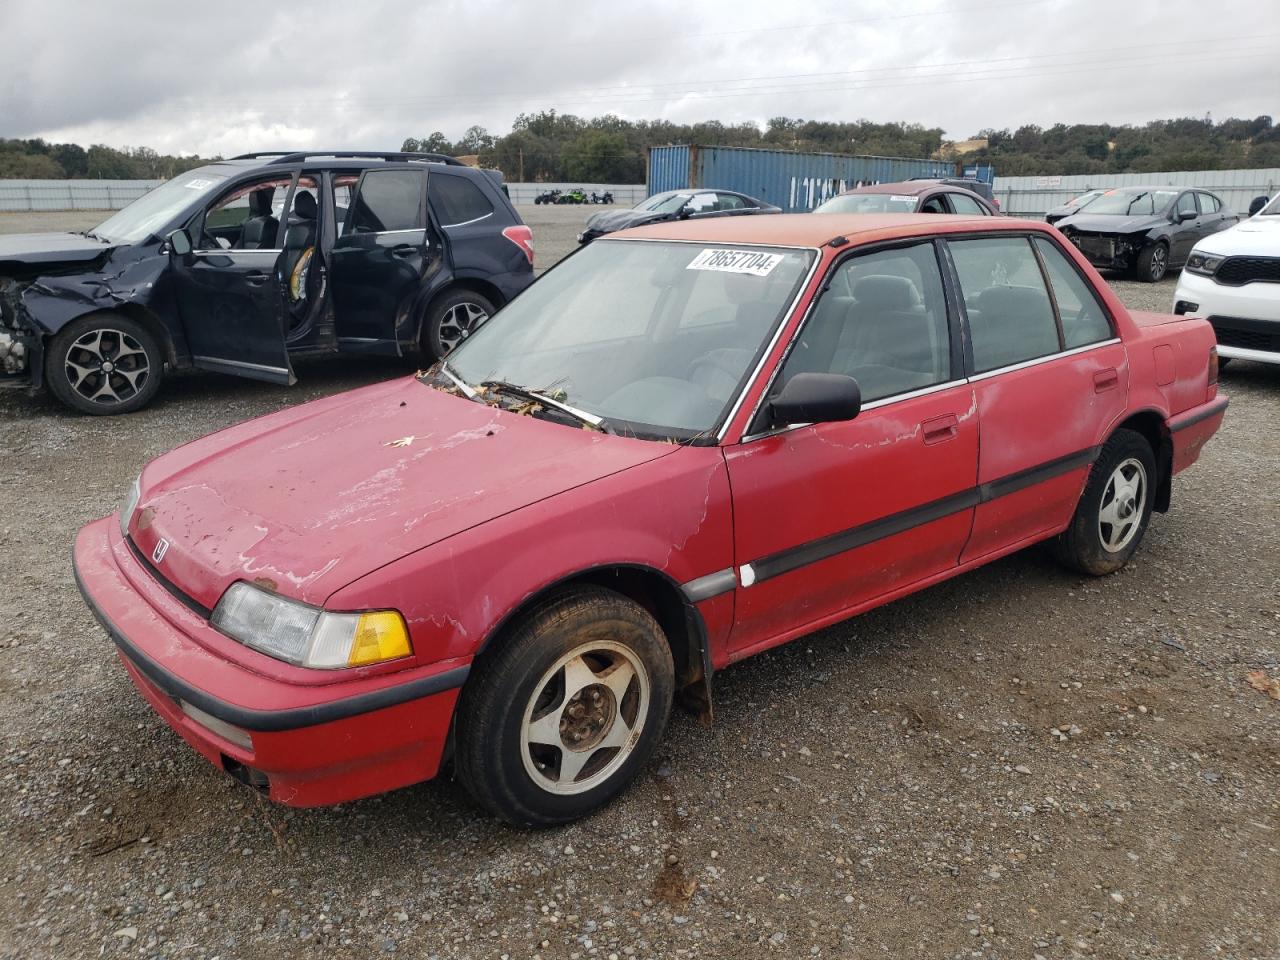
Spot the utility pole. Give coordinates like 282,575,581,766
518,146,524,183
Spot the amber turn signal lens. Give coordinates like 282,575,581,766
347,611,413,667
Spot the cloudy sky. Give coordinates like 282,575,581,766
3,0,1277,156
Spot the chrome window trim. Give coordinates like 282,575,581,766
192,248,282,256
441,211,494,228
967,337,1121,382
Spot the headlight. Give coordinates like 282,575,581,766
211,582,412,669
119,475,141,538
1185,252,1224,276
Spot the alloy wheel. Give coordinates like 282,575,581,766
1149,245,1167,280
437,302,489,353
1098,457,1147,553
63,327,151,406
520,640,651,796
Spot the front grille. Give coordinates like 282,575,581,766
1214,256,1280,286
1208,316,1280,353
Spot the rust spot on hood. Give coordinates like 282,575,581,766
252,577,279,592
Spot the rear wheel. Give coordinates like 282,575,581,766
1135,242,1169,282
454,588,675,827
423,290,495,360
45,313,164,415
1052,428,1156,576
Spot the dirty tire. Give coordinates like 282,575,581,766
454,587,675,827
1135,242,1169,283
45,312,164,415
423,290,495,360
1052,428,1157,576
1217,357,1232,371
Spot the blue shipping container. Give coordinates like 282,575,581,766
647,145,957,212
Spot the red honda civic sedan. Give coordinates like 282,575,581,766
74,213,1227,826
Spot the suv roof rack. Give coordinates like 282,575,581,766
229,151,467,167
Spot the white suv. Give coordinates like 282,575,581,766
1173,193,1280,366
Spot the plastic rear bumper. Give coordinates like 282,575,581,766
73,516,468,806
1168,395,1229,475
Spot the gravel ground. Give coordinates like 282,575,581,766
1,208,1278,960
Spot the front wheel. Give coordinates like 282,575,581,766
454,588,675,827
1052,428,1156,576
1135,242,1169,282
423,290,495,360
45,313,164,415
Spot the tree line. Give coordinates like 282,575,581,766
3,113,1278,183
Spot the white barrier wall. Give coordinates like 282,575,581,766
993,168,1280,218
0,178,648,212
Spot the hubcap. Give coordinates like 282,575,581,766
437,301,489,354
520,640,650,796
64,328,150,406
1098,457,1147,553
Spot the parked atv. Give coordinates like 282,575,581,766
590,192,614,204
534,190,561,205
557,189,587,205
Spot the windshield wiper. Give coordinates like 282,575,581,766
437,360,477,399
480,380,614,434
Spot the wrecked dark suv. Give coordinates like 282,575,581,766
0,151,535,414
1055,186,1237,283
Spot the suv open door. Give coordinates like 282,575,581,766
167,174,305,385
329,165,432,350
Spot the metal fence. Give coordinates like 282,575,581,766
993,168,1280,218
0,179,164,211
0,178,646,212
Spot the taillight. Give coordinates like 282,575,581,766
502,225,534,267
1208,346,1219,386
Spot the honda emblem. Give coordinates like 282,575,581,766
152,538,169,564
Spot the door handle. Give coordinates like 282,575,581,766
244,272,269,286
390,244,419,258
1093,368,1119,392
920,414,959,445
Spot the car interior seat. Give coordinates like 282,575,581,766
235,188,280,250
969,284,1060,371
282,190,319,321
834,274,940,400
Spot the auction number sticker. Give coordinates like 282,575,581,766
184,178,217,190
687,248,784,277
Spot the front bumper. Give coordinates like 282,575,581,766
1064,233,1140,271
73,517,468,806
1173,270,1280,364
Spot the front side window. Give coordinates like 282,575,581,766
443,240,814,438
1033,237,1112,348
432,173,494,226
346,170,424,234
1176,193,1198,218
198,176,294,250
774,242,951,403
950,236,1061,373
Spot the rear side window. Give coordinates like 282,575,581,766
1033,237,1113,348
778,241,951,403
950,236,1060,373
346,170,424,233
1197,192,1220,213
947,192,987,215
432,173,495,226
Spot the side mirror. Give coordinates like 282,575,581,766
677,205,694,220
1176,209,1197,223
167,228,192,258
769,373,862,427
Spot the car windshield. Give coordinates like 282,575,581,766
1068,190,1104,207
815,193,919,214
1085,189,1177,216
438,239,815,440
638,193,692,214
92,169,228,243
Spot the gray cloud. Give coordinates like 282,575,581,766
3,0,1277,157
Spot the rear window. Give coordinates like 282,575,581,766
432,173,495,226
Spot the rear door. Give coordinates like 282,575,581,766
329,165,430,350
170,173,296,384
948,232,1127,562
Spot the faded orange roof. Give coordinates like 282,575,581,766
615,213,1050,248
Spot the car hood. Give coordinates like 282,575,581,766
1058,213,1164,234
0,232,115,266
1193,216,1280,256
584,209,671,234
127,377,678,611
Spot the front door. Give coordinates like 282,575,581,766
946,233,1128,562
724,240,979,660
171,174,297,384
329,165,431,351
1170,192,1201,263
